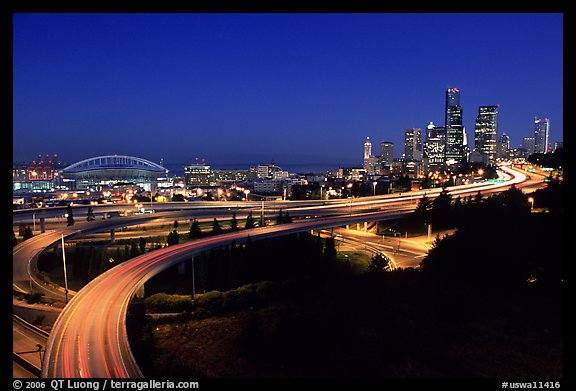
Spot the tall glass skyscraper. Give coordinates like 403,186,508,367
445,88,465,164
424,122,446,168
380,141,394,165
474,105,499,162
534,117,550,154
404,128,422,161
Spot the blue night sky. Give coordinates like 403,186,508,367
13,13,563,170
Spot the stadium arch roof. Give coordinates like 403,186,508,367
62,155,165,174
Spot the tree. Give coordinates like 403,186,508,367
130,240,139,257
323,236,337,265
171,194,185,202
259,214,266,227
230,212,239,232
189,219,202,239
139,237,147,253
172,230,180,245
173,220,179,229
276,209,284,225
66,204,75,226
211,218,223,235
167,231,174,246
367,253,392,273
87,206,95,221
415,193,432,218
245,211,256,229
432,187,452,213
22,227,34,241
474,191,483,204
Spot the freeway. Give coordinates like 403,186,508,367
14,165,526,302
13,314,49,377
40,165,539,378
11,165,540,377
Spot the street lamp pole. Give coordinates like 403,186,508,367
61,234,69,304
191,257,196,298
528,197,534,212
373,181,377,196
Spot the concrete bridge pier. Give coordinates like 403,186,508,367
110,229,115,243
39,217,45,233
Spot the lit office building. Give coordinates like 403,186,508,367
474,105,499,162
497,133,510,160
445,88,465,164
380,141,394,166
522,137,535,156
423,123,446,169
534,117,550,154
404,128,422,161
184,163,212,187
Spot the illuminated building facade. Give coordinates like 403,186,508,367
445,88,465,164
534,117,550,154
404,128,422,161
474,105,499,162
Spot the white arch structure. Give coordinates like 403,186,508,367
62,155,165,173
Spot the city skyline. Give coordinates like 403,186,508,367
13,13,563,167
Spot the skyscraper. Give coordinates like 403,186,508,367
445,88,465,164
534,117,550,154
363,137,377,174
497,133,510,160
380,141,394,165
474,105,499,162
424,122,446,168
404,128,422,161
522,136,535,155
364,137,372,159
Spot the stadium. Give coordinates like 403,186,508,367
61,155,168,190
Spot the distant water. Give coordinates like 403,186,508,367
163,162,353,177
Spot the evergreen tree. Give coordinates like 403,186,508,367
189,218,202,238
323,236,338,265
211,218,223,235
276,209,284,225
230,212,239,232
259,214,266,227
66,203,75,226
87,206,95,221
167,231,174,246
172,230,180,245
130,240,139,257
432,188,452,212
368,253,392,273
474,191,483,204
173,220,179,229
245,211,256,229
139,237,147,253
415,193,432,217
22,227,33,241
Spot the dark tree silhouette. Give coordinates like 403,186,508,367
189,219,202,239
66,204,75,226
212,218,223,235
245,211,256,229
87,206,95,221
230,213,239,232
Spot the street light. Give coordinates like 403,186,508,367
61,234,69,304
244,189,250,202
373,181,377,196
528,197,534,212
